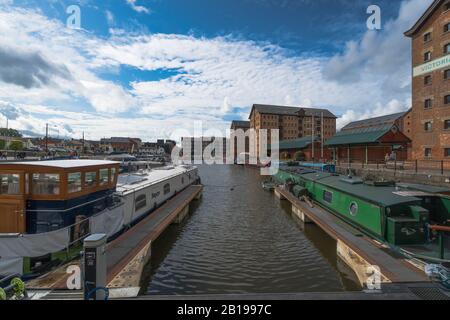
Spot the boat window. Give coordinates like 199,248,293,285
68,172,82,193
25,173,29,194
85,171,97,188
163,183,170,195
135,194,147,211
32,173,60,195
111,167,117,182
323,190,333,203
99,169,109,186
0,173,20,195
349,202,358,216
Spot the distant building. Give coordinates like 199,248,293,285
100,137,142,154
181,137,229,162
405,0,450,160
230,120,250,163
325,113,411,163
139,142,166,156
248,104,337,160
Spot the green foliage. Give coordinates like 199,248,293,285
0,128,22,137
0,139,5,150
294,151,305,161
9,140,23,151
280,152,290,160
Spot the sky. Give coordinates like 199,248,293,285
0,0,434,141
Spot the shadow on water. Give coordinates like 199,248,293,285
140,165,361,295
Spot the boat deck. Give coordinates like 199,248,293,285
26,185,203,295
275,186,429,283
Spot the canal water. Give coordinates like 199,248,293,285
141,165,361,295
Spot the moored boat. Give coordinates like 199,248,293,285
0,160,199,277
274,165,450,263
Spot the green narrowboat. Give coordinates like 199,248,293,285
274,166,450,262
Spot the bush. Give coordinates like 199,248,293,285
280,152,290,160
0,139,5,150
294,151,305,161
9,140,23,151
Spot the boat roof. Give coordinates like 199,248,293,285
116,165,196,195
396,183,450,195
2,159,120,169
298,171,421,207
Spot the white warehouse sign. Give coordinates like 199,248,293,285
413,54,450,77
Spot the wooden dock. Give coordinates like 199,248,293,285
27,185,203,298
274,186,429,286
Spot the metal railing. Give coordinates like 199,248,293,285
333,158,450,176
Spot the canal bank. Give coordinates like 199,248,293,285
140,165,362,295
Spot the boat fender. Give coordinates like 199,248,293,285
11,278,26,298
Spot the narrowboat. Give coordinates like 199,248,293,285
274,165,450,263
0,160,199,276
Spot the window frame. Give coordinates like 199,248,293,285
424,51,432,62
424,98,433,109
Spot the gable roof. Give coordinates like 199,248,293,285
324,124,395,146
249,104,336,119
278,136,318,150
405,0,443,37
230,120,250,129
341,112,407,131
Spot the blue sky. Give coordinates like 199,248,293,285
0,0,434,141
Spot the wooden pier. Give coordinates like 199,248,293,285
274,186,429,286
27,185,203,299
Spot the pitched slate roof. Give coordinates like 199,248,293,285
249,104,336,119
230,120,250,129
278,136,318,150
324,124,394,146
341,112,407,131
405,0,442,37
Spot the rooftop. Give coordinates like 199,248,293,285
231,120,251,129
325,124,396,146
250,104,337,119
341,112,407,132
404,0,441,37
278,136,317,150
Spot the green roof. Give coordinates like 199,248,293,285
300,171,420,207
324,124,393,146
278,136,317,150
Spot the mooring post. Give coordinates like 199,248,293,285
83,234,107,300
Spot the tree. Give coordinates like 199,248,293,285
0,139,5,150
0,128,22,138
9,140,23,151
294,151,305,161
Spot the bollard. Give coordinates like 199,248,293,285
83,234,107,300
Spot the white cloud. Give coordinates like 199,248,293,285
126,0,150,14
0,1,432,140
106,10,114,25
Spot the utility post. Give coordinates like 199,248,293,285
45,123,49,153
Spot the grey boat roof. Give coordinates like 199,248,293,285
298,171,421,207
3,159,120,168
396,183,450,195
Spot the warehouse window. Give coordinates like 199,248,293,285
445,120,450,130
424,32,431,42
424,51,432,62
445,95,450,105
445,149,450,157
445,22,450,33
445,69,450,80
424,122,433,132
323,190,333,204
425,148,432,158
424,99,433,109
424,75,432,85
445,43,450,54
